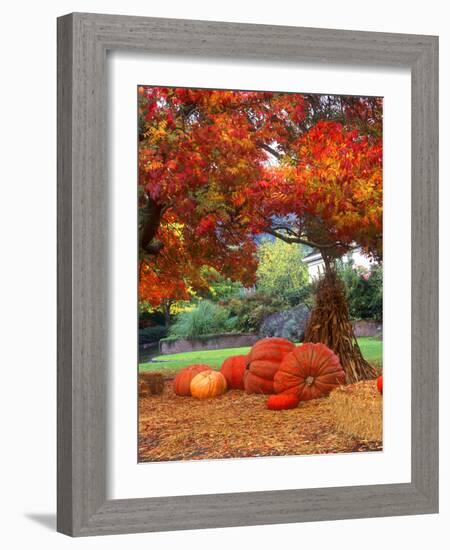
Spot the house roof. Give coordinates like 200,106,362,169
302,249,322,263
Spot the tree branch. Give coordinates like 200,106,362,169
271,225,301,237
266,228,342,250
258,142,282,159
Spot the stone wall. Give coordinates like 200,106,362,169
352,320,382,337
159,320,381,355
159,333,260,355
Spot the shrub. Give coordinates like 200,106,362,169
201,268,244,302
139,325,168,345
225,292,285,333
138,306,165,326
169,300,233,338
337,261,382,321
282,285,315,308
259,303,310,341
280,318,298,340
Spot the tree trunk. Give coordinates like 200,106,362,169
303,263,378,383
140,196,164,254
163,301,171,327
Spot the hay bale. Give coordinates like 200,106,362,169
139,372,164,397
328,381,382,441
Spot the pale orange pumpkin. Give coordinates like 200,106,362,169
173,364,211,396
190,370,227,399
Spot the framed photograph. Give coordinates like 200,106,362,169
57,12,438,536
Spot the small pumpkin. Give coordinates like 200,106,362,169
173,364,211,396
190,370,227,399
244,337,295,394
274,343,345,401
220,354,247,390
377,375,383,395
267,394,299,410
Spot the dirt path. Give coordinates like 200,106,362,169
139,380,382,462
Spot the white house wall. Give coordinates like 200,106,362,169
305,249,375,281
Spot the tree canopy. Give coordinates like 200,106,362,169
138,87,382,307
256,238,309,305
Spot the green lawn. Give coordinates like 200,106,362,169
139,336,382,373
358,336,383,364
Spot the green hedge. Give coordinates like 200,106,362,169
139,325,168,344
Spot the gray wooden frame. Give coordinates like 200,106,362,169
57,12,438,537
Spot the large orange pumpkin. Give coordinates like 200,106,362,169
244,337,296,394
173,364,211,396
274,343,345,401
220,354,247,390
267,394,299,410
190,370,227,399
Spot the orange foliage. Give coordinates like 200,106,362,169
138,87,382,306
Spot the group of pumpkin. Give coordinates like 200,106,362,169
173,338,351,410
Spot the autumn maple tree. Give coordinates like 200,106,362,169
241,113,382,381
138,88,272,307
138,86,382,381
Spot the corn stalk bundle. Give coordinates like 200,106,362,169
304,269,378,383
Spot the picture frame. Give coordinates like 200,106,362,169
57,12,438,537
